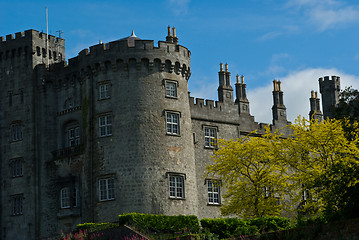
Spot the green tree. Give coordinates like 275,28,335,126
207,117,359,220
280,117,359,219
207,128,293,218
333,87,359,121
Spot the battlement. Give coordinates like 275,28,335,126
189,97,222,110
319,75,340,92
0,29,64,45
50,37,191,81
76,38,190,61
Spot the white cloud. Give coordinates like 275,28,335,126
257,31,283,41
166,0,190,15
286,0,359,31
248,68,359,124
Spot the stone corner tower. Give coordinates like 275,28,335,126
319,76,340,119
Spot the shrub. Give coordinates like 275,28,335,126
249,216,292,232
201,218,248,239
118,213,200,234
75,222,118,233
201,216,292,239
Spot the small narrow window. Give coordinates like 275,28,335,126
60,188,70,208
68,126,80,147
73,188,78,207
42,48,46,58
11,195,23,215
99,115,112,137
166,112,180,135
11,123,23,141
10,158,23,177
165,80,177,98
99,178,115,201
207,180,221,205
99,83,110,100
169,175,184,199
204,127,217,148
263,186,273,198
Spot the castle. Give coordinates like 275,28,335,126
0,26,340,239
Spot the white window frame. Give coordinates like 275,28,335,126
169,175,185,199
11,123,22,141
67,126,80,147
166,112,180,135
204,127,217,148
165,80,177,98
60,188,71,209
99,115,112,137
73,188,78,207
207,180,221,205
12,195,23,215
99,83,110,100
11,158,23,177
99,178,115,201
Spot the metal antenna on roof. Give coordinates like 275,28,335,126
46,7,49,66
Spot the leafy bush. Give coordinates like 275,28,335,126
201,218,248,239
201,216,292,239
249,216,292,232
118,213,200,234
75,222,118,233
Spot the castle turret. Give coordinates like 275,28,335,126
218,63,233,103
235,75,250,114
272,80,287,125
319,76,340,119
309,90,323,121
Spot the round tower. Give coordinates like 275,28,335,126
53,27,198,221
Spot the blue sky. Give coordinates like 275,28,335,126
1,0,359,123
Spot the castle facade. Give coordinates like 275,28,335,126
0,27,339,239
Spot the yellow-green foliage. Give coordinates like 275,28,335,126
207,127,292,218
207,117,359,219
283,117,359,216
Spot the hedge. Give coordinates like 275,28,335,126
118,213,200,234
201,216,292,239
75,222,118,232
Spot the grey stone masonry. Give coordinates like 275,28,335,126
0,27,340,239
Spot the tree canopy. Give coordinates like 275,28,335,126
207,117,359,220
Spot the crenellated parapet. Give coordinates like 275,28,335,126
43,38,191,89
0,29,65,66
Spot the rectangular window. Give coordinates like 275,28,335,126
166,112,180,135
99,84,110,100
99,115,112,137
68,126,80,147
208,180,221,205
263,186,272,198
169,175,184,199
12,195,23,215
11,158,23,177
60,187,78,208
165,81,177,97
60,188,70,209
99,178,115,201
204,127,217,148
11,123,22,141
73,188,78,207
